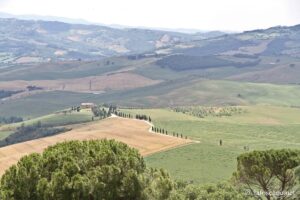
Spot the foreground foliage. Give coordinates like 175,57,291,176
234,149,300,200
0,139,299,200
0,140,147,200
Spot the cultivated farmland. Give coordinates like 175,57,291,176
0,116,190,175
122,106,300,184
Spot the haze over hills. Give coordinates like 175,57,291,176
1,9,300,199
0,12,93,25
0,18,191,62
0,17,227,64
0,17,300,117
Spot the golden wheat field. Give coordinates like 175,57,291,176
0,117,191,175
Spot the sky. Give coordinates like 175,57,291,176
0,0,300,31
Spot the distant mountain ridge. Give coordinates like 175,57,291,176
0,20,300,112
0,17,189,62
1,16,300,85
0,17,227,64
0,12,92,25
0,12,229,34
155,23,300,67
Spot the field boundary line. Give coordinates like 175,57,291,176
112,114,200,143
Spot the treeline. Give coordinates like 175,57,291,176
233,53,259,59
0,116,23,124
152,126,188,139
135,114,151,121
115,112,133,118
0,122,69,147
116,111,187,139
26,85,43,91
115,112,152,122
0,90,23,99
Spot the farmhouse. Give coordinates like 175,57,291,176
80,102,95,109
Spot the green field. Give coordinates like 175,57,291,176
122,106,300,184
1,103,300,185
0,131,12,140
21,109,94,127
0,91,101,119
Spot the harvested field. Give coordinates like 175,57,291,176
15,56,41,63
0,117,190,175
0,73,161,92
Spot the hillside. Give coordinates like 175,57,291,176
2,78,300,119
0,116,190,175
0,18,219,64
1,22,300,118
122,106,300,183
1,19,300,199
153,24,300,83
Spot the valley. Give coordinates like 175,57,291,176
0,16,300,199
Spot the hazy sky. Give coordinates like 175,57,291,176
0,0,300,31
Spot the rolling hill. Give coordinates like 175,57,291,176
0,116,190,175
0,17,226,64
0,19,300,118
1,17,300,191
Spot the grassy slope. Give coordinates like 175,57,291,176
18,109,94,127
2,79,300,118
0,131,12,140
0,57,154,81
122,106,300,184
0,91,99,119
136,56,300,83
101,79,300,107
